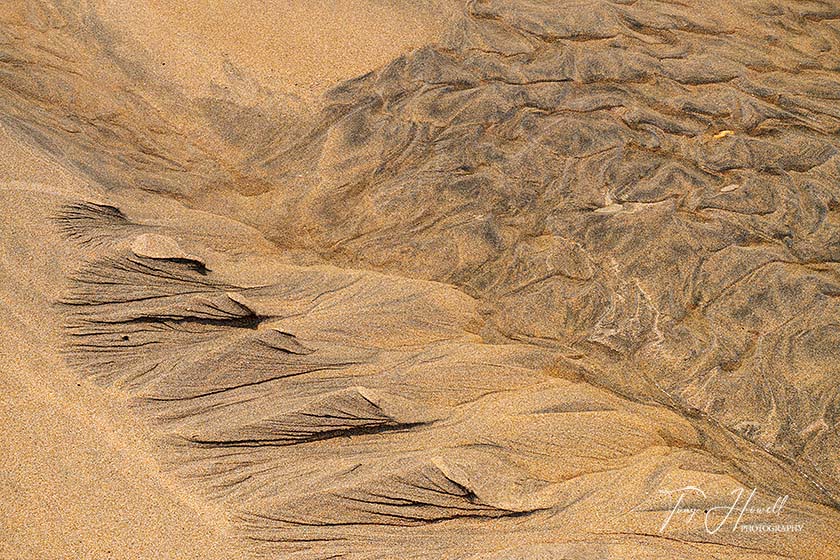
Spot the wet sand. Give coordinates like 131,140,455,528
2,0,840,558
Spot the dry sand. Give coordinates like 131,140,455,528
0,122,237,558
1,2,450,557
96,0,453,99
3,0,840,559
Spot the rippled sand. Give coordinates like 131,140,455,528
2,1,840,558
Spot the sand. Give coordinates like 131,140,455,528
0,121,235,558
2,0,840,558
96,0,452,99
0,333,235,560
1,3,451,557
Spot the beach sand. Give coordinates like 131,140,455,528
3,0,840,558
96,0,453,99
1,3,450,557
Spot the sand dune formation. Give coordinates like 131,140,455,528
2,0,840,558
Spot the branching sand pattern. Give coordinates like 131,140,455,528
3,0,840,558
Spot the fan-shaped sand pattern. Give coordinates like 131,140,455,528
3,0,840,558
